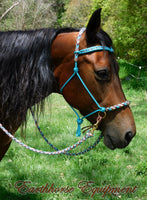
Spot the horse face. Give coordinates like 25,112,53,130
52,9,136,150
77,50,136,149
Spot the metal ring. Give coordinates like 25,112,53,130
98,111,106,119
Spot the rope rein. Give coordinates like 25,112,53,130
0,113,103,156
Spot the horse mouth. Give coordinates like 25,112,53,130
103,133,131,150
94,125,116,150
103,134,116,150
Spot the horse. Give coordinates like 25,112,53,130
0,8,136,161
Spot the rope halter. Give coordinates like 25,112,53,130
60,27,130,137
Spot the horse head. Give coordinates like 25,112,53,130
52,8,136,150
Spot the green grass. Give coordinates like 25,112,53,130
0,60,147,200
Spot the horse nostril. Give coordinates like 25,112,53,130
125,131,134,143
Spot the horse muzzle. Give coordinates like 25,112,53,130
102,126,136,150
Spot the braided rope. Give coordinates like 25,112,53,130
31,109,59,151
30,108,104,155
0,121,103,156
105,101,130,111
0,123,95,155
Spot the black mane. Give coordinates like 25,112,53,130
0,29,52,125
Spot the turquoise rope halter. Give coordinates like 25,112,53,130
60,27,129,137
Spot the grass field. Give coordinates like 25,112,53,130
0,59,147,200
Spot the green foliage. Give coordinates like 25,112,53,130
92,0,147,63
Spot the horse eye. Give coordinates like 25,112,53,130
95,69,110,81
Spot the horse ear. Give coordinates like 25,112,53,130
86,8,102,44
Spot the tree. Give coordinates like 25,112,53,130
0,0,59,30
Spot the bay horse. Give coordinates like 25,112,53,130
0,8,136,161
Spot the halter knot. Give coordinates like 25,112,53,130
74,66,78,73
100,107,106,112
76,118,83,136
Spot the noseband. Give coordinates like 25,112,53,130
60,28,130,137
